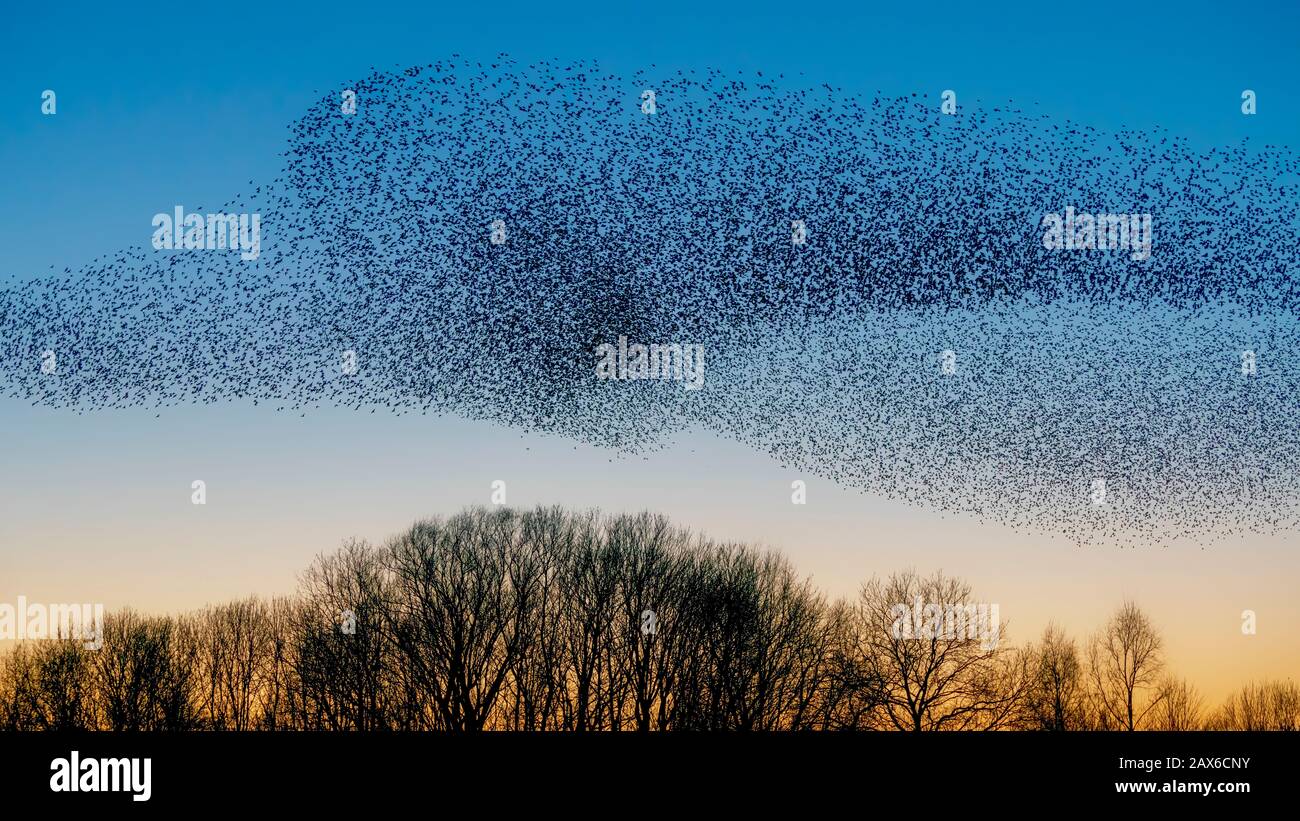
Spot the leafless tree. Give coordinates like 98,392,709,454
1206,680,1300,730
0,505,1289,734
193,597,279,730
0,639,96,730
606,512,690,731
1020,624,1091,730
92,610,200,730
1149,675,1204,730
1087,601,1164,731
499,507,571,730
814,600,882,730
852,570,1024,730
386,509,531,731
294,539,396,730
553,509,623,730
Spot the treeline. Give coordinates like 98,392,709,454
1,506,1295,731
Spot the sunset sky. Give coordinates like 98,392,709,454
2,0,1298,707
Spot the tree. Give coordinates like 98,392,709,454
92,610,199,731
1087,601,1164,731
386,508,530,731
1149,675,1204,731
195,597,278,730
1021,624,1090,730
1207,680,1300,730
852,570,1024,730
605,511,690,732
294,539,396,730
0,639,96,730
0,505,1287,735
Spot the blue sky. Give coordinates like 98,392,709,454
2,0,1297,282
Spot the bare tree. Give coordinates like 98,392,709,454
500,507,571,730
815,600,882,730
553,510,622,731
387,508,530,731
606,512,689,731
852,570,1023,730
1206,680,1300,730
294,539,396,730
194,597,280,730
259,596,297,730
92,610,199,730
2,505,1290,735
0,639,97,730
1087,601,1164,731
741,552,835,730
1149,675,1204,730
1021,624,1091,730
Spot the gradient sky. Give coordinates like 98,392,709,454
1,0,1298,706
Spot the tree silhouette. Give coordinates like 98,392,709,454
1150,675,1204,731
1021,624,1091,730
1207,680,1300,730
0,506,1294,732
1087,601,1164,731
852,570,1027,730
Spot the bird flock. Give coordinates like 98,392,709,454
2,56,1297,544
